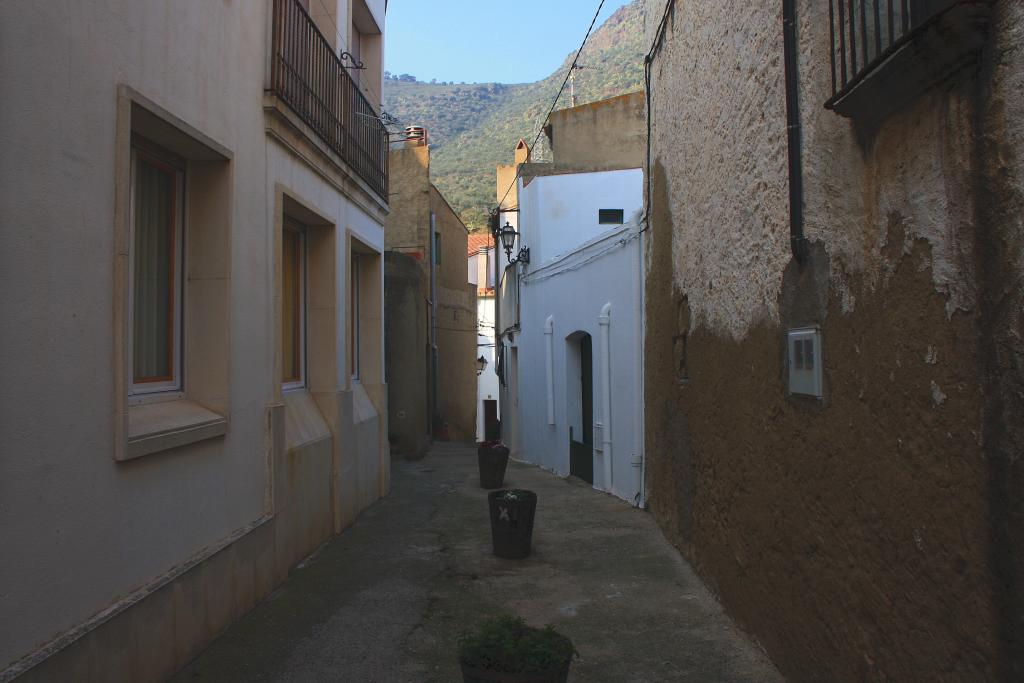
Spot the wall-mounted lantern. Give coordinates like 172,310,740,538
498,221,530,265
476,355,489,375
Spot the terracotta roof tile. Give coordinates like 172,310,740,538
467,233,494,256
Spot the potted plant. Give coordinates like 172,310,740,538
488,489,537,559
477,440,511,489
458,614,575,683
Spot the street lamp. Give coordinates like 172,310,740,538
498,221,530,265
476,355,488,375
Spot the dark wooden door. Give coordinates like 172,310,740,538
570,334,594,483
484,399,499,441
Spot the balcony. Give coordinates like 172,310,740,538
825,0,993,121
269,0,388,199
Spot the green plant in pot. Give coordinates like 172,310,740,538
477,440,511,489
458,614,576,683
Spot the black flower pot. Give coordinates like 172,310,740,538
477,443,510,489
488,489,537,559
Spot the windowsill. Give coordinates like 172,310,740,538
129,390,185,406
283,389,330,452
124,399,227,461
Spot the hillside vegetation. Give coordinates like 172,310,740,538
383,0,647,229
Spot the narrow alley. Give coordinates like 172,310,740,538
5,1,1022,680
172,444,781,682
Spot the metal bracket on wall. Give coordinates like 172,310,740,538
339,51,365,69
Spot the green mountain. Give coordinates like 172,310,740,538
383,0,647,230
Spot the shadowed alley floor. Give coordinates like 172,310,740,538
171,442,782,682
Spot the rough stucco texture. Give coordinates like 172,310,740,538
644,0,1023,680
648,1,792,341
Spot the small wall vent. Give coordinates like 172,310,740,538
787,327,823,398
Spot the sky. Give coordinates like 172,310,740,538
384,0,631,85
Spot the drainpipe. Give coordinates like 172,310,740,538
429,211,438,436
544,316,555,425
598,303,613,493
634,227,645,507
783,0,808,263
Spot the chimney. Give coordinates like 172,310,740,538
404,125,428,147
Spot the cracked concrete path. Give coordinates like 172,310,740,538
171,442,782,682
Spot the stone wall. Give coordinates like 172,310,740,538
384,144,431,257
432,186,477,442
644,0,1023,680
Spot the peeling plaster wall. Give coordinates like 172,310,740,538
646,1,792,340
646,1,987,340
644,0,1023,680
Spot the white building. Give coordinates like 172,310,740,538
507,168,645,504
492,92,647,505
0,1,389,679
469,235,501,441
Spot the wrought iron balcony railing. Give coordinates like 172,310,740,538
270,0,388,199
826,0,992,118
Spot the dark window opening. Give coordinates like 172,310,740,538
598,209,624,225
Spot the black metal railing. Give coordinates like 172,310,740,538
827,0,959,104
270,0,388,199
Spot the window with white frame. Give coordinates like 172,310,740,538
282,220,307,390
129,140,184,395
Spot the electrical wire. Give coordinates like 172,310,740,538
493,0,608,213
521,225,642,285
641,0,677,234
435,325,487,333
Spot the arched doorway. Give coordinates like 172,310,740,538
566,332,593,483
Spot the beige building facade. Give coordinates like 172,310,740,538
0,0,389,680
542,91,646,171
643,1,1022,680
385,140,477,457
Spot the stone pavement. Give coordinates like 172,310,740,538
171,442,782,682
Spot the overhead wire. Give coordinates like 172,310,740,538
521,224,642,285
493,0,608,214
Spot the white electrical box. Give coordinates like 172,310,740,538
787,327,823,398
